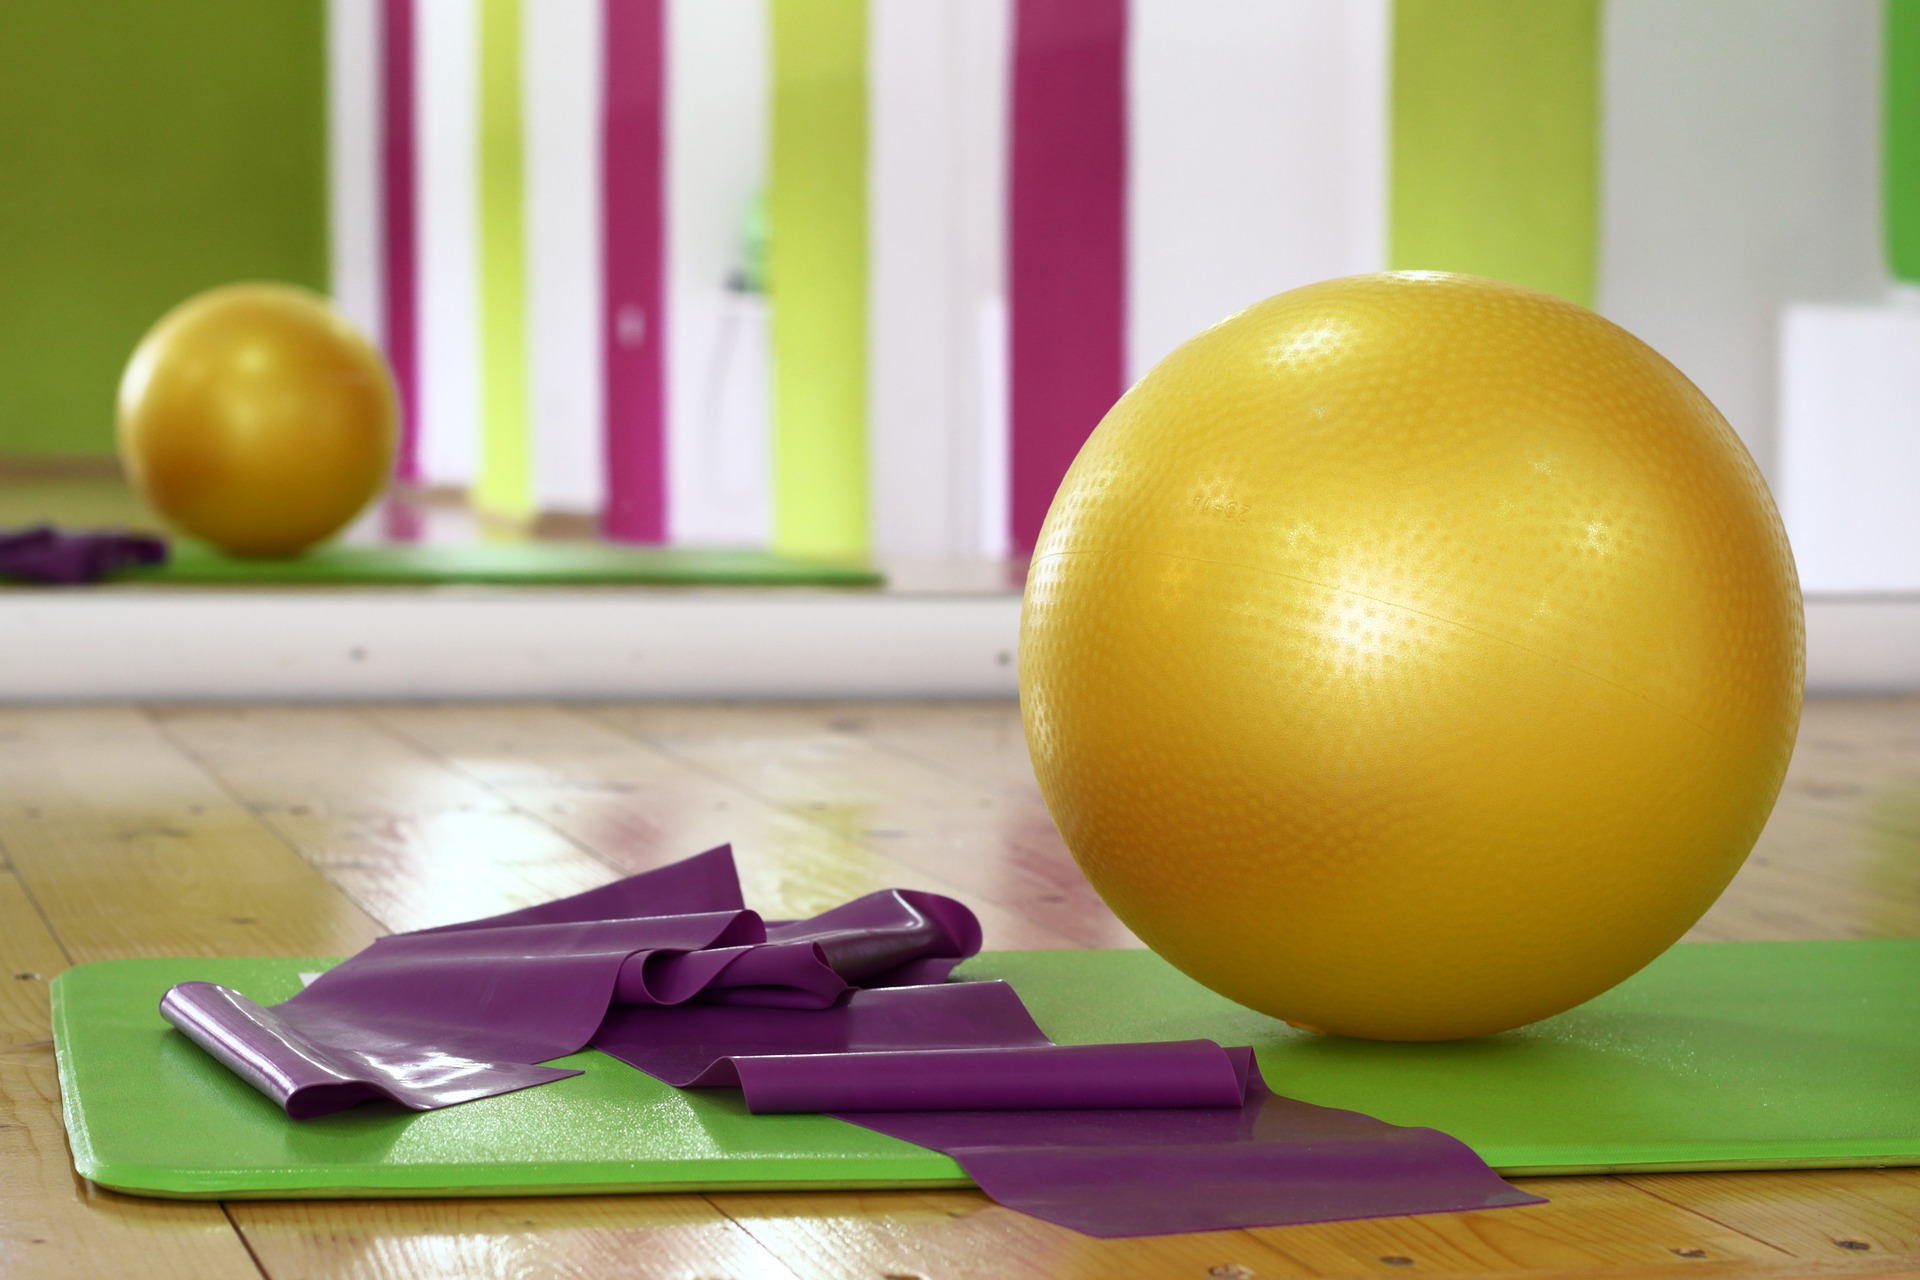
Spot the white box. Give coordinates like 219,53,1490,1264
1778,300,1920,595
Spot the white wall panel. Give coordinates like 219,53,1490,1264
327,0,384,344
524,0,606,514
418,0,482,488
1779,302,1920,593
1126,0,1389,380
665,0,770,546
1597,0,1884,478
868,0,1011,558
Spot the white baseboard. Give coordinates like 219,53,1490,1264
0,589,1910,703
0,590,1022,703
1803,595,1920,695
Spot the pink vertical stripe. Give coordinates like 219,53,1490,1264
381,0,421,485
602,0,668,543
1009,0,1128,555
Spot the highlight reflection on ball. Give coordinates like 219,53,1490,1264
1021,272,1804,1041
117,283,397,558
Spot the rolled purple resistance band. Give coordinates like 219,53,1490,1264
160,844,1542,1235
710,1043,1252,1114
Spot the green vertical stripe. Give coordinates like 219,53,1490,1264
1390,0,1600,306
770,0,869,558
476,0,533,521
1888,0,1920,283
0,1,326,457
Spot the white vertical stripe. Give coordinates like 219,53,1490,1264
959,0,1010,559
875,0,1021,556
666,0,771,547
975,295,1010,559
1778,303,1920,593
1125,0,1389,381
524,0,607,515
1596,0,1883,478
418,0,482,488
868,0,956,558
868,0,1011,559
1340,0,1390,280
327,0,384,344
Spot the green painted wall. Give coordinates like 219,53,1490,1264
0,1,328,458
769,0,870,559
1888,0,1920,283
1390,0,1600,306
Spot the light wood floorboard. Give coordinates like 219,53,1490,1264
1,697,1915,1278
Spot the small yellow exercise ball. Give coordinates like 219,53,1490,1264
117,283,398,557
1021,272,1804,1041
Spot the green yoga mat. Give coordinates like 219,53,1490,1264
52,941,1920,1199
118,542,883,588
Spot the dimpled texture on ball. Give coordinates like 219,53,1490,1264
117,283,398,558
1020,272,1804,1041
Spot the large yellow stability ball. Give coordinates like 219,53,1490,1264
1021,272,1804,1041
117,283,398,558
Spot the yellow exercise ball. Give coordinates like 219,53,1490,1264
1021,272,1804,1041
117,283,398,558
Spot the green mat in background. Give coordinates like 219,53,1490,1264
51,941,1920,1199
117,541,883,588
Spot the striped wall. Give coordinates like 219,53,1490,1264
328,0,1895,558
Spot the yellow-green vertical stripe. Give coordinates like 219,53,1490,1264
476,0,532,521
1390,0,1600,306
770,0,869,558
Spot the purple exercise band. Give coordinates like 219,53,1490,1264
161,845,1541,1236
727,1043,1255,1114
0,525,166,584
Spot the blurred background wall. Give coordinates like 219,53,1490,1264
0,1,328,457
1599,0,1883,493
0,0,1911,585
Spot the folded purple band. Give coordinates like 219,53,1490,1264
161,981,576,1121
0,524,166,584
718,1042,1253,1113
158,843,1544,1236
158,847,990,1116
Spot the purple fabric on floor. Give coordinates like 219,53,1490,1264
160,844,1545,1234
869,1086,1538,1237
160,845,984,1116
592,980,1055,1082
669,1040,1252,1113
0,524,166,584
161,980,579,1120
591,981,1541,1232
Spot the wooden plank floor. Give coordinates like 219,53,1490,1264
3,697,1918,1280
